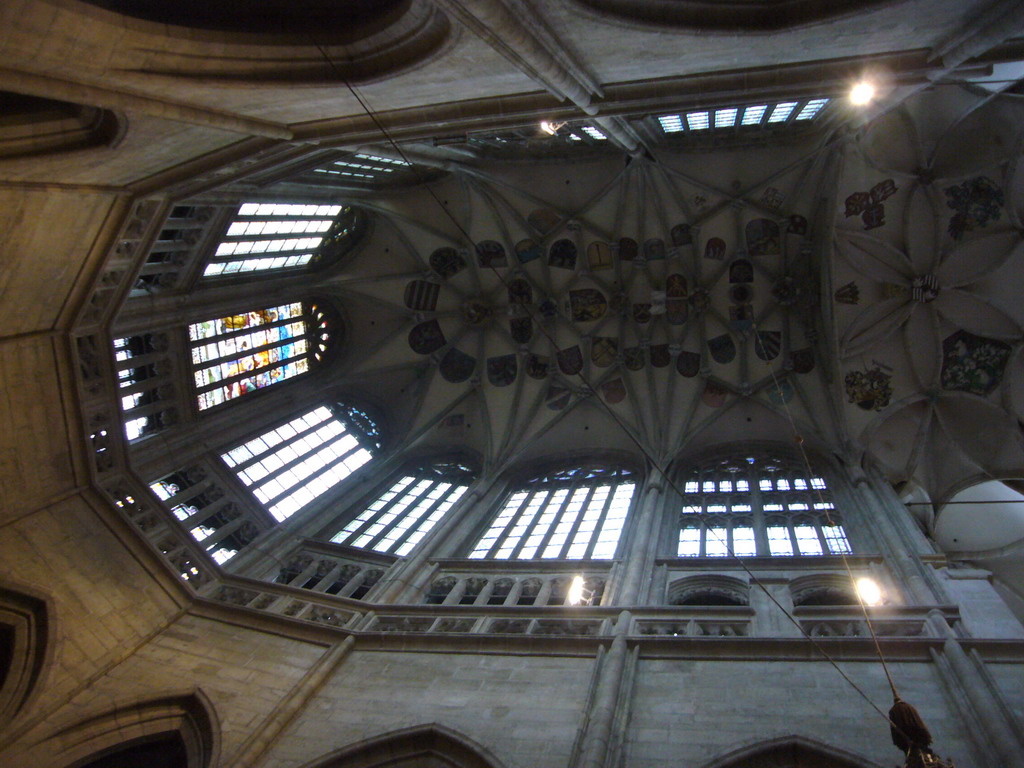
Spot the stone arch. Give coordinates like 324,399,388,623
789,574,858,606
41,691,220,768
56,0,453,86
0,91,123,159
570,0,897,33
301,723,507,768
0,582,53,726
667,575,749,606
701,734,883,768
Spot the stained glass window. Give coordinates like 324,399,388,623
469,466,637,560
203,202,355,277
678,452,850,557
221,404,380,522
331,462,475,556
188,301,334,410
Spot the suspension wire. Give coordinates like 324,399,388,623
308,40,910,731
750,324,901,699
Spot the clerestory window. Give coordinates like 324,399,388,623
657,96,831,135
188,301,336,410
331,461,476,556
677,452,850,558
469,465,638,560
220,403,381,522
202,202,359,277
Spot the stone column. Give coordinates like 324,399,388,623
926,611,1024,767
614,474,666,605
577,611,633,768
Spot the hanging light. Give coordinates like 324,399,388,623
856,577,883,605
850,81,876,106
540,120,565,136
568,575,595,605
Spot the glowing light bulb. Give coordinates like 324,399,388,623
568,575,586,605
856,577,883,606
850,82,875,106
540,120,562,136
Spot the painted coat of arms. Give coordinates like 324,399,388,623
746,219,780,257
844,366,893,411
409,319,446,354
676,350,700,378
558,345,583,375
845,179,898,231
440,348,476,383
549,239,578,269
940,329,1011,396
591,337,618,367
569,288,608,322
487,354,518,386
526,354,550,379
944,176,1004,241
476,240,507,268
430,247,465,278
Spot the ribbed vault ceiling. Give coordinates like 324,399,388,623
293,86,1024,503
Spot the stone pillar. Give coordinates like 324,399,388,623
926,610,1024,767
576,611,633,768
837,460,943,605
614,475,665,605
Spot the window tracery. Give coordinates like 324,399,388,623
220,404,380,522
188,301,335,410
330,461,475,556
677,452,850,558
469,465,637,560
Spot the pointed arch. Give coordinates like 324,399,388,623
0,582,53,727
40,691,219,768
301,723,507,768
701,734,883,768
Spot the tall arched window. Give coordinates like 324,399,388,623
469,465,637,560
331,461,476,556
202,202,360,277
677,451,850,557
220,403,381,522
189,301,336,410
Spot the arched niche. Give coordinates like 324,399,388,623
0,584,52,727
789,574,858,607
935,479,1024,554
667,575,749,606
301,723,507,768
571,0,898,32
0,92,123,159
52,0,452,85
41,692,219,768
702,734,882,768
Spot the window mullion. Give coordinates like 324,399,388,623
336,481,409,545
194,330,309,372
749,465,769,555
582,483,615,559
365,480,437,550
386,482,454,552
232,417,336,473
529,483,574,558
488,492,534,557
194,344,310,395
260,441,359,509
511,486,560,558
191,312,300,346
559,484,597,559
